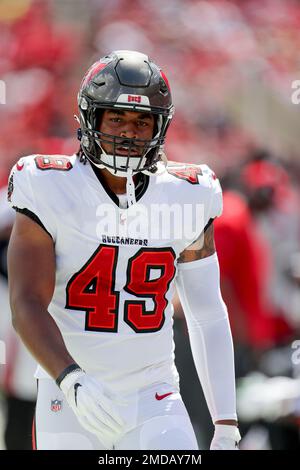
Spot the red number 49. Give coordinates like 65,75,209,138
65,245,176,333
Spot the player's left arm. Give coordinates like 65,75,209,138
178,219,216,262
176,222,241,449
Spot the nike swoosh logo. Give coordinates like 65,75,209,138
155,392,173,401
74,383,82,406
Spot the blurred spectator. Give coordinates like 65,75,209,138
241,154,300,333
216,151,300,449
215,189,276,358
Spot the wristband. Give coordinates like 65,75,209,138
55,363,82,388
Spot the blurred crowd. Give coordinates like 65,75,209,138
0,0,300,450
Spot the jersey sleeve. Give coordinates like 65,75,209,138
7,156,57,239
200,164,223,223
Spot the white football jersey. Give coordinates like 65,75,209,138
8,154,222,394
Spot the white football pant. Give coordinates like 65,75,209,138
34,379,198,450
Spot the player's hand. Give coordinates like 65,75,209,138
59,368,123,447
210,424,241,450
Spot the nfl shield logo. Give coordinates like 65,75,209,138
51,399,62,412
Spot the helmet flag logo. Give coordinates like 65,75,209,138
128,95,141,103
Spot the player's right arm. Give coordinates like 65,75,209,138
8,211,75,379
8,212,123,442
7,157,123,443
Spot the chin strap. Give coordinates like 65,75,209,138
126,169,136,207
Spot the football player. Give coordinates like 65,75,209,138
7,50,240,450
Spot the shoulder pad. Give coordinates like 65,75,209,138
166,161,203,184
34,154,73,171
166,161,222,220
7,154,63,239
199,164,223,219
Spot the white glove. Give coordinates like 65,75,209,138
59,368,123,448
210,424,241,450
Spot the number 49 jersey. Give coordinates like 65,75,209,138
8,154,222,394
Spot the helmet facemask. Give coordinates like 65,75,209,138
79,101,170,177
